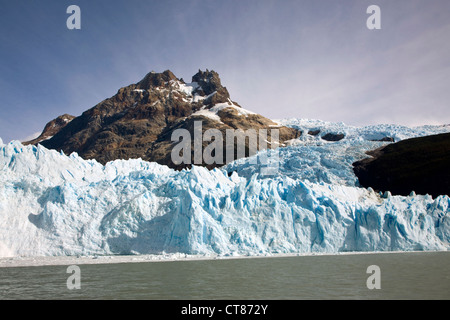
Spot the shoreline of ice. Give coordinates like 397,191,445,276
1,250,448,268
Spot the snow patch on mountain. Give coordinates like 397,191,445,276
190,100,256,122
191,107,223,122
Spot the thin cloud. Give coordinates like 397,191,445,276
1,0,450,143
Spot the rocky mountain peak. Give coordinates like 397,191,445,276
191,69,231,106
136,70,178,89
192,69,222,92
27,69,301,169
133,69,226,96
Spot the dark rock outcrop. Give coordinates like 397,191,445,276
322,133,345,141
191,69,233,106
27,70,301,169
308,129,321,136
353,132,450,197
370,137,395,142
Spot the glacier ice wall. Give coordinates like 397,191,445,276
0,121,449,258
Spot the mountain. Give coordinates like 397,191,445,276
353,132,450,197
26,70,300,169
24,114,75,145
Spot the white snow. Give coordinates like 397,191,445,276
190,100,257,123
0,119,449,258
170,80,197,96
176,81,199,96
191,108,223,122
210,100,256,117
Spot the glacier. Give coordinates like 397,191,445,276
0,120,449,258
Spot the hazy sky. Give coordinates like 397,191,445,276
1,0,449,142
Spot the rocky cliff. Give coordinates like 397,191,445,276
353,132,450,197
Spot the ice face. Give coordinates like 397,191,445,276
0,120,449,258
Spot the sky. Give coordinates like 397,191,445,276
0,0,449,142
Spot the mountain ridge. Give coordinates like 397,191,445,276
25,69,300,169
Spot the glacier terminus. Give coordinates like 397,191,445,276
0,119,449,258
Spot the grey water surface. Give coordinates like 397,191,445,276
1,252,449,300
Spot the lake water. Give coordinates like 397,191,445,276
0,251,449,300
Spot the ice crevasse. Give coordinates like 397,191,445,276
0,122,449,258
